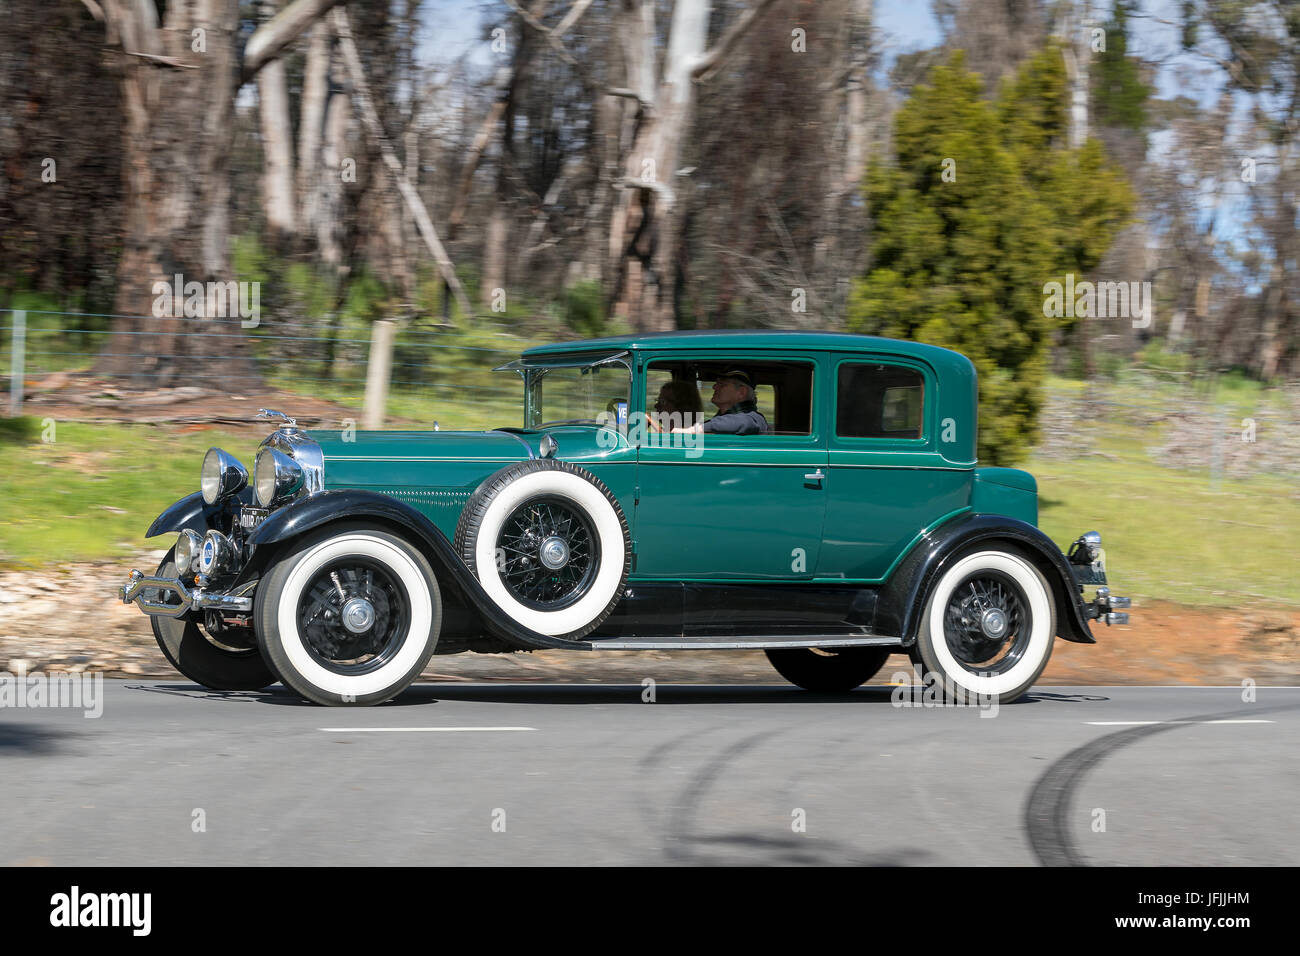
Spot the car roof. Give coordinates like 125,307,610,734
521,329,971,374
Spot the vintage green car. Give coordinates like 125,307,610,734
119,331,1128,706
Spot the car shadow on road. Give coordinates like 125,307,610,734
380,683,1044,706
0,722,79,755
122,682,1109,707
130,681,915,706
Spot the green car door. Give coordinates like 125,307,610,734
816,353,976,582
631,351,828,581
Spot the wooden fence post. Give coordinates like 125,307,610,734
362,318,396,430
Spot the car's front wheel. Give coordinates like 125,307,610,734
254,523,442,706
151,551,278,691
765,646,892,692
911,547,1056,704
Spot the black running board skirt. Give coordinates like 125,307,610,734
587,635,904,651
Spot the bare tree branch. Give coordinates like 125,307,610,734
552,0,594,38
332,7,474,317
501,0,587,66
241,0,348,85
691,0,784,81
117,49,197,69
607,87,651,107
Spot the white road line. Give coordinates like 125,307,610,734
319,726,537,733
1085,719,1275,726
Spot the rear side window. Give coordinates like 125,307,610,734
837,363,925,439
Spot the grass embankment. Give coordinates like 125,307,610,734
1033,457,1297,607
0,421,257,568
1029,371,1299,606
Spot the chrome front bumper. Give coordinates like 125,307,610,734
118,569,255,618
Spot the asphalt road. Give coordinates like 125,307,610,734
1,681,1296,866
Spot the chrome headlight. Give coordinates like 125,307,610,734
1081,530,1102,562
254,447,305,508
198,530,237,576
174,529,202,574
201,448,248,505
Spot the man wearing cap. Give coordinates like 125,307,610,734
668,369,769,435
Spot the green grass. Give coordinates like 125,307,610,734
0,421,265,569
1031,453,1300,607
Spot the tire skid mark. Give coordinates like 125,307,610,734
663,730,774,863
660,713,923,865
1025,701,1299,866
633,726,723,840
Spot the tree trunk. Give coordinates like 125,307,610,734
258,3,297,241
1059,0,1091,150
94,0,254,387
316,72,351,271
332,7,473,317
482,194,509,307
609,0,781,331
296,22,331,242
92,0,346,387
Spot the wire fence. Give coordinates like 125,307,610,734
1033,379,1300,483
1,307,535,428
4,306,1300,480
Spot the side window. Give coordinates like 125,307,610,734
837,363,925,439
644,360,814,435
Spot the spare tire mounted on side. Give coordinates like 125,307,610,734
454,459,631,640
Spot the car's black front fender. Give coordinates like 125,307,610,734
146,488,255,539
244,488,585,652
145,491,219,538
878,512,1096,645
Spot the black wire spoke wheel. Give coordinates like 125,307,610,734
295,558,410,675
496,495,600,611
941,569,1032,676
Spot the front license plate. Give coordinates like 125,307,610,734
1073,551,1108,586
239,508,269,531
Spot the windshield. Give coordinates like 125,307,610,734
516,362,631,428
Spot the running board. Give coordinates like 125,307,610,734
587,635,905,651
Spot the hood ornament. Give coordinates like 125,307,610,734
257,408,298,430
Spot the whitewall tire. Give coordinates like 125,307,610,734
254,523,441,706
912,547,1056,704
454,460,631,639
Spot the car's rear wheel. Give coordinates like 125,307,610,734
150,552,278,691
911,547,1056,704
765,646,892,692
455,459,631,640
254,523,441,706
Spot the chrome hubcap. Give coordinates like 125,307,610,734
341,597,376,634
980,607,1008,639
539,535,570,570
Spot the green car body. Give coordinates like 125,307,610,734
121,330,1129,706
320,331,1019,584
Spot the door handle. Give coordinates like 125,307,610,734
804,469,825,486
